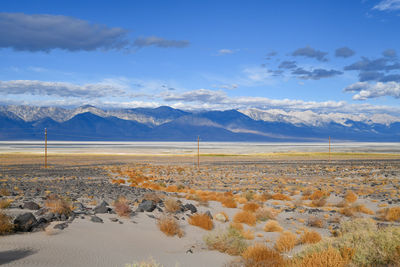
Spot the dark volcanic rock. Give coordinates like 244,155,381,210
91,216,103,223
54,222,69,230
93,201,111,214
137,200,156,212
184,203,197,214
14,212,37,232
23,201,40,210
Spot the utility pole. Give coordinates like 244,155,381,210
329,136,331,162
45,128,47,168
197,136,200,170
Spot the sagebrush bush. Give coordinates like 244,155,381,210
308,216,325,228
45,195,72,216
241,243,285,267
0,212,14,235
255,207,277,221
164,198,181,213
344,191,357,203
233,210,256,226
379,206,400,221
221,197,237,208
204,226,248,255
274,231,297,253
299,230,322,244
157,215,184,237
189,213,213,230
264,220,283,232
242,202,260,212
113,196,131,217
303,218,400,266
290,247,352,267
271,193,291,201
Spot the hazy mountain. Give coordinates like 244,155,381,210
0,105,399,141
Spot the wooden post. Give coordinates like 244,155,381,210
329,136,331,162
45,128,47,168
197,136,200,170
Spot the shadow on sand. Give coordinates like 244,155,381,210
0,249,37,265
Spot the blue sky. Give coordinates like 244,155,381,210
0,0,400,115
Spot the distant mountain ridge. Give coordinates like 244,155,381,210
0,105,399,141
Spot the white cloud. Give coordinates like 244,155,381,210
217,49,238,55
373,0,400,11
344,81,400,100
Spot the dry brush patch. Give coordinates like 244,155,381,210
299,230,322,244
255,207,278,221
241,243,285,267
164,198,181,213
379,206,400,221
274,231,297,253
113,196,132,217
204,226,248,255
188,213,213,230
157,215,184,237
233,210,257,226
242,202,260,212
264,220,283,232
0,212,14,235
45,195,72,216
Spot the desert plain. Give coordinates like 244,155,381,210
1,148,400,267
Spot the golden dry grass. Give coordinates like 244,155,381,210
157,215,184,237
0,199,12,209
230,222,244,231
308,216,325,228
274,231,297,253
241,243,285,267
255,207,278,221
290,247,352,267
264,220,283,232
221,197,237,208
233,210,257,226
379,206,400,221
271,193,291,201
204,226,248,256
241,229,255,240
188,213,213,230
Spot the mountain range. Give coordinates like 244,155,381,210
0,105,399,141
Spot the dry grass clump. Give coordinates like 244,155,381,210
0,188,10,197
221,197,237,208
157,215,184,237
0,212,14,235
352,204,374,215
233,210,256,226
241,229,255,240
113,196,131,217
188,213,213,230
45,195,72,216
241,243,285,267
344,191,357,203
274,231,297,252
340,207,355,217
307,190,330,200
164,198,181,213
271,193,291,201
290,247,352,267
299,230,322,244
379,206,400,221
255,207,278,221
264,220,283,232
311,198,327,207
204,226,248,255
0,199,12,209
303,218,400,266
242,202,260,212
230,222,244,231
308,216,325,228
142,192,162,203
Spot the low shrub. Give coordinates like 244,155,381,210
271,193,291,201
379,206,400,221
233,211,256,226
299,230,322,244
204,226,248,255
255,207,277,221
164,198,181,213
0,212,14,235
45,195,72,216
308,216,325,228
344,191,357,203
221,197,237,208
188,213,213,230
291,247,352,267
0,199,12,209
242,202,260,212
241,229,255,240
113,196,131,217
157,215,184,237
241,243,285,267
274,231,297,253
264,220,283,232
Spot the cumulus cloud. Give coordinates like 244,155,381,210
344,81,400,100
292,46,328,61
291,68,343,80
278,61,297,69
383,49,397,58
373,0,400,11
335,47,355,58
344,56,400,71
133,36,189,48
162,89,226,103
217,49,238,55
0,13,130,52
0,80,129,98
